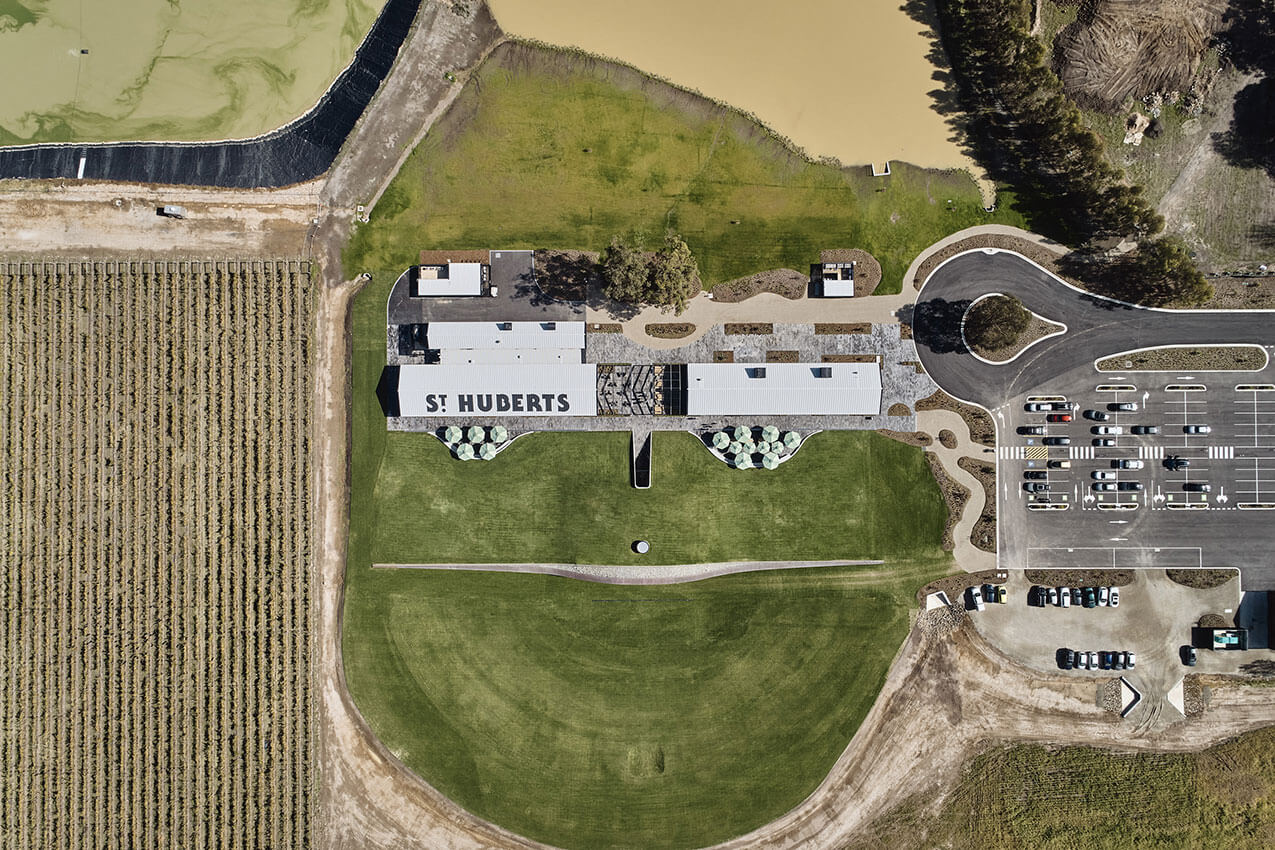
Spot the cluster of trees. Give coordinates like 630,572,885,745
600,232,702,314
964,294,1030,351
934,0,1164,246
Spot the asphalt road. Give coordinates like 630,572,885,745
915,250,1275,589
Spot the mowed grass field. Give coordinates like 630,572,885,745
848,729,1275,849
344,563,949,850
345,269,952,845
343,42,1026,294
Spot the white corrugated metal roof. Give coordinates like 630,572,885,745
686,362,881,416
398,364,597,417
426,321,585,351
414,263,483,296
437,347,582,365
822,279,855,297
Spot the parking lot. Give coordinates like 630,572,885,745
970,571,1243,719
995,373,1275,587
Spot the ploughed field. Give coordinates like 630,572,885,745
0,259,314,847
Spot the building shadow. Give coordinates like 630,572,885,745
376,366,401,417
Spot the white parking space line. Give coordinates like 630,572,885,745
1233,390,1275,447
1235,458,1275,500
1026,546,1203,568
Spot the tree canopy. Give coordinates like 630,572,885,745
964,294,1031,352
600,232,702,314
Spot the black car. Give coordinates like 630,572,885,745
1083,587,1097,608
1024,470,1048,480
1059,648,1075,670
1117,481,1145,491
1071,587,1083,606
1112,653,1126,671
1182,645,1198,666
1024,482,1049,492
1083,409,1110,421
1043,436,1071,446
1131,425,1160,435
1183,482,1212,492
1029,585,1045,606
1165,456,1189,470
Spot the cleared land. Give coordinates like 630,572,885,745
0,0,382,143
846,727,1275,849
343,42,1026,295
0,259,314,847
344,561,949,850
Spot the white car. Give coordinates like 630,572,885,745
1088,651,1099,668
1094,425,1123,435
1076,652,1089,670
1047,587,1059,606
1184,424,1212,435
968,585,985,612
1059,586,1071,608
1110,587,1120,608
1092,470,1117,480
1117,459,1144,469
1098,586,1110,606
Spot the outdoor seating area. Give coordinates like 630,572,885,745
704,425,805,470
437,423,511,460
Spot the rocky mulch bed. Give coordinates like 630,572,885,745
1198,613,1232,629
917,603,967,637
1166,568,1237,589
925,454,970,552
644,322,695,339
1183,675,1205,716
1024,569,1134,586
916,390,996,447
969,313,1065,362
588,322,622,333
899,322,913,340
1100,679,1124,713
1097,345,1266,372
823,354,880,363
913,234,1066,290
1206,276,1275,309
876,429,933,447
938,429,957,449
724,323,773,335
820,249,883,296
888,402,912,417
956,456,997,553
713,350,734,362
535,249,599,301
711,269,808,302
765,350,799,362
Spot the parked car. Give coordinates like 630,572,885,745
1024,482,1050,492
1076,651,1088,670
1047,413,1073,423
1058,586,1071,608
1112,653,1126,671
1131,425,1160,435
1025,470,1048,480
1093,438,1116,447
1020,425,1046,435
968,585,985,611
1092,470,1117,480
1093,425,1123,435
1098,651,1111,670
997,585,1007,604
1183,482,1212,492
1165,456,1189,470
1110,587,1120,607
1083,587,1097,608
1109,402,1138,412
1093,482,1116,491
1184,424,1212,434
1083,409,1110,421
1098,586,1110,607
1051,402,1076,411
1047,460,1072,469
1043,436,1071,446
1125,651,1136,669
1117,459,1144,469
1087,651,1098,669
1071,587,1083,606
1025,402,1051,412
1117,481,1145,491
1059,648,1075,670
1047,587,1060,606
1182,645,1197,666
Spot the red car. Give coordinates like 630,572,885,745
1047,413,1073,423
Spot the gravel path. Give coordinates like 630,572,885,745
375,560,880,585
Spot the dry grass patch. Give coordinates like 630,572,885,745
877,429,933,447
1097,345,1266,372
925,453,969,552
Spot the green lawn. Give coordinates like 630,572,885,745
343,42,1025,295
344,560,949,850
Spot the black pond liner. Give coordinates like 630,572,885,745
0,0,422,188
